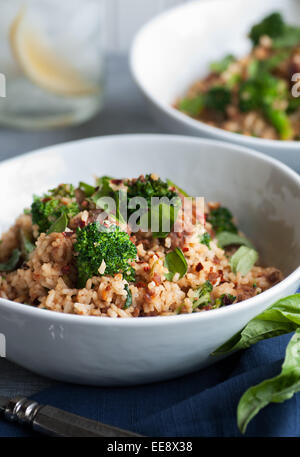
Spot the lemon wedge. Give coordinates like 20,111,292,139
9,7,99,97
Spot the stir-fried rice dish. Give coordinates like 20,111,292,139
0,174,282,317
176,12,300,140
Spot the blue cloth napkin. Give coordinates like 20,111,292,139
1,330,300,437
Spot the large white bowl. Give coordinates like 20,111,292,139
0,134,299,385
130,0,300,172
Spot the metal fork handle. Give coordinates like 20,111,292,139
4,396,142,437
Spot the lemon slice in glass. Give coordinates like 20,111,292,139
10,7,99,97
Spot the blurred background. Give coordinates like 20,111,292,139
1,0,203,160
104,0,197,52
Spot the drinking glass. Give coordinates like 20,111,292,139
0,0,105,129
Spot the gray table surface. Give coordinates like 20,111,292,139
0,54,166,398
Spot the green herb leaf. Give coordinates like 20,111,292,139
178,96,204,117
47,213,68,235
212,294,300,355
165,248,188,281
124,284,132,309
217,231,254,249
20,229,35,260
237,328,300,434
151,199,181,239
167,179,190,197
79,181,96,197
210,54,235,73
92,176,114,204
200,232,211,249
229,246,258,276
0,249,21,272
212,294,300,433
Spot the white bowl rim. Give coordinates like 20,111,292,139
130,0,300,151
0,133,299,326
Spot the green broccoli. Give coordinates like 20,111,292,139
238,72,293,139
179,87,231,116
207,207,238,234
31,184,79,234
249,12,300,48
199,232,211,249
249,12,285,45
238,79,261,112
287,96,300,114
214,293,236,309
74,222,137,287
126,175,178,211
204,86,231,113
192,280,213,310
239,73,288,112
126,175,181,237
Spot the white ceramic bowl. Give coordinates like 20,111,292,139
130,0,300,172
0,134,299,386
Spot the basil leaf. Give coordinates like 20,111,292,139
212,294,300,355
165,248,188,281
167,179,190,197
92,176,114,204
151,199,181,238
217,231,254,249
0,249,21,272
79,181,96,197
20,229,35,260
47,213,68,235
210,54,235,73
124,284,132,309
178,96,204,117
237,328,300,434
229,246,258,275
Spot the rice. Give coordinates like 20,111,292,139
0,176,283,318
175,32,300,141
0,208,282,318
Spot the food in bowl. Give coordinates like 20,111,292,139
176,12,300,141
0,174,282,317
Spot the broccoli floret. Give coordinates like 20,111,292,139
207,207,238,234
273,25,300,48
238,72,293,139
192,280,213,310
204,86,231,113
239,73,288,113
214,293,236,308
238,80,261,112
249,12,285,45
126,175,178,211
126,175,181,237
74,222,137,288
31,184,79,234
287,96,300,114
179,87,231,117
199,232,211,249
